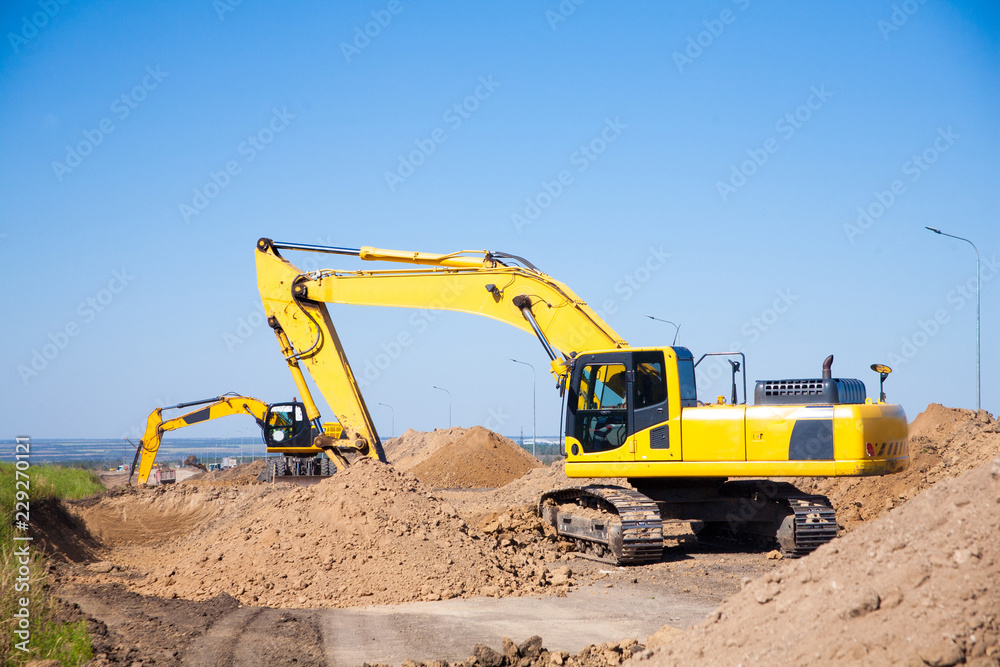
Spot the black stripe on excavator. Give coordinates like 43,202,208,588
788,419,833,460
182,407,212,425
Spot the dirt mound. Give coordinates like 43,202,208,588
98,471,131,489
383,426,470,470
438,460,629,524
69,485,234,547
409,426,542,488
791,403,1000,531
183,459,266,486
637,455,1000,665
74,459,568,609
382,635,644,667
30,496,102,563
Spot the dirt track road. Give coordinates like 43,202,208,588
319,581,712,665
63,574,716,666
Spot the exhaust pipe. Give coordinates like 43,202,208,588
822,355,834,380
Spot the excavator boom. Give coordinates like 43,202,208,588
255,239,626,388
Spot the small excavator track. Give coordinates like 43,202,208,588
538,486,663,565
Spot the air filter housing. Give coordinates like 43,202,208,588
753,377,866,405
753,354,867,406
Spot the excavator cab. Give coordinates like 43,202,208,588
565,347,697,461
262,402,311,451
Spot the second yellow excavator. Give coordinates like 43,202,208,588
129,393,362,485
253,238,909,563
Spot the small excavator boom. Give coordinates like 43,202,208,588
131,395,270,485
130,394,349,485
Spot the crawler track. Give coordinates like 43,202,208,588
539,486,664,565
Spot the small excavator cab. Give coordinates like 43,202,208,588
262,402,310,450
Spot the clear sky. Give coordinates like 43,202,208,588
1,1,997,440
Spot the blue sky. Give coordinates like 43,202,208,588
1,1,997,440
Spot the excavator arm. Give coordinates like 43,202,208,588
131,395,270,485
254,239,627,391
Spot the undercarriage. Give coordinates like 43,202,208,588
538,479,837,565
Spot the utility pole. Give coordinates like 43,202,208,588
511,359,536,458
926,227,981,411
432,386,452,428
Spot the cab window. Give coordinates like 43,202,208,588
577,363,627,410
634,359,667,408
574,363,627,453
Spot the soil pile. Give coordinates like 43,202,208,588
438,460,628,523
635,455,1000,666
379,635,645,667
409,426,542,488
382,427,470,471
74,459,568,609
791,404,1000,530
70,485,238,547
183,459,266,486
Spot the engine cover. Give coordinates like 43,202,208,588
753,377,866,405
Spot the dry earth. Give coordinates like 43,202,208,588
28,404,1000,666
790,403,1000,530
633,454,1000,666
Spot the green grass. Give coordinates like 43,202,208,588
0,462,103,665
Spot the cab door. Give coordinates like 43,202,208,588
564,352,633,462
630,349,681,461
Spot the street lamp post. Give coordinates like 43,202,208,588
510,359,536,458
645,315,681,345
432,386,452,428
378,402,395,438
926,227,981,411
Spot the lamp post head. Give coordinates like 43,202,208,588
926,226,942,234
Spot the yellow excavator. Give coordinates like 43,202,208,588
254,238,908,562
129,394,358,485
